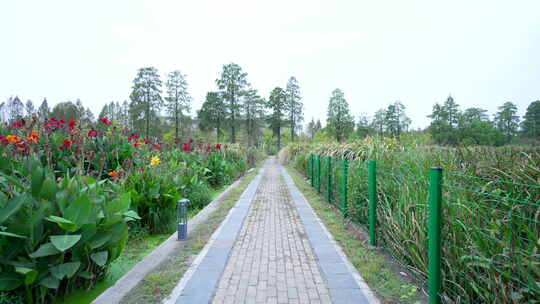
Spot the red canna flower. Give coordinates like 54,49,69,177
224,145,230,149
59,139,72,150
215,143,222,149
181,142,193,152
12,121,25,128
0,136,8,146
69,120,76,130
88,129,98,137
153,144,162,151
99,118,111,125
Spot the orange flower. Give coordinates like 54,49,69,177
27,131,40,144
6,135,22,145
107,170,119,180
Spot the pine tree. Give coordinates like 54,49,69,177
494,102,520,143
326,89,354,142
38,98,51,122
129,67,163,137
244,88,266,147
521,100,540,140
165,70,191,138
198,92,226,141
286,76,303,141
267,87,287,151
25,100,35,118
384,101,411,138
7,96,24,122
216,63,248,143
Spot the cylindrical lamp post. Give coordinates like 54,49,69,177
177,199,189,240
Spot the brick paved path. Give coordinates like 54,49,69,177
212,160,331,304
170,158,375,304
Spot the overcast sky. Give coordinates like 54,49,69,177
1,0,539,129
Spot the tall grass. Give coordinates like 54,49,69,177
289,138,540,303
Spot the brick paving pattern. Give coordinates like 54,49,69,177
212,160,332,304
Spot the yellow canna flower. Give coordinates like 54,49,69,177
150,156,161,166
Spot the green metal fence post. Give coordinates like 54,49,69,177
316,155,321,194
326,156,332,203
428,167,443,304
368,160,377,246
310,155,314,188
341,158,349,217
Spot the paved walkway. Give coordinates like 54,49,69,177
169,159,377,304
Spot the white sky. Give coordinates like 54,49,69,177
1,0,539,129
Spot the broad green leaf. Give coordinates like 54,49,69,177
105,192,131,216
123,210,141,220
46,215,77,232
89,232,111,249
29,242,61,258
50,235,81,252
64,195,91,227
90,251,108,267
40,178,58,201
0,195,28,224
16,267,38,285
0,231,27,239
31,166,44,197
40,275,59,289
79,223,97,244
0,273,22,291
50,262,81,279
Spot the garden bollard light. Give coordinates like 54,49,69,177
177,199,189,240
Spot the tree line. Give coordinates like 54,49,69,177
3,64,539,147
313,89,540,146
1,63,305,152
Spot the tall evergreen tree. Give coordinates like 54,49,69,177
267,87,287,151
372,109,386,135
25,100,35,118
326,89,354,142
244,88,266,147
306,117,316,140
38,98,51,122
286,76,303,141
521,100,540,140
356,113,372,138
7,96,24,122
216,63,248,143
494,101,520,143
428,96,462,145
383,101,411,138
198,92,226,141
129,67,163,137
165,70,191,138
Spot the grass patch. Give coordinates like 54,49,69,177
286,166,425,304
120,166,261,304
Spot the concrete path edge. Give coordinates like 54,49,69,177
92,168,258,304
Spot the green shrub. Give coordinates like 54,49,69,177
0,157,138,304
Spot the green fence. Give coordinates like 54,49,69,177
307,154,540,304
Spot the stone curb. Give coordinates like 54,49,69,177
281,167,380,304
92,170,254,304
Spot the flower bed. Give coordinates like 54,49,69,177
0,117,251,303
